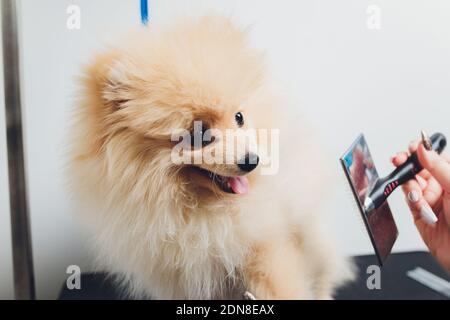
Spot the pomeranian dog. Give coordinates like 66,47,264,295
68,14,354,299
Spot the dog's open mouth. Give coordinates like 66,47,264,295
194,167,249,195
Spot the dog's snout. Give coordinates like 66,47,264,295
238,153,259,173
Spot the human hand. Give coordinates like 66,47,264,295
392,141,450,271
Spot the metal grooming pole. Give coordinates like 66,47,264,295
1,0,36,299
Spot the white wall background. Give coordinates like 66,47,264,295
1,0,449,299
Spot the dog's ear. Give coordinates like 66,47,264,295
84,52,139,110
102,60,137,109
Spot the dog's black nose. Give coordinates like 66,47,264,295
238,153,259,172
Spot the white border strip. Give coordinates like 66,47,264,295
407,267,450,298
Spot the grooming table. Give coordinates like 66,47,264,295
58,251,449,300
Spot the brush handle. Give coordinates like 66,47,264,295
368,133,446,210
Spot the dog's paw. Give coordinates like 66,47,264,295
243,291,257,300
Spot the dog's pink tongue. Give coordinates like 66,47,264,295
228,176,249,195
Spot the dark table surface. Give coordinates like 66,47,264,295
59,251,449,300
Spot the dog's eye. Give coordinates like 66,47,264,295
190,123,214,149
235,112,244,127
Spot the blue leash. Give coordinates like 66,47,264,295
140,0,149,25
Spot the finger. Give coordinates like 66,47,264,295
405,186,438,226
417,169,432,180
391,152,409,167
408,140,420,154
422,177,443,206
441,152,450,162
415,175,428,191
417,144,450,192
443,192,450,230
402,179,422,205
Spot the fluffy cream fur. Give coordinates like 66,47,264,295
67,14,354,299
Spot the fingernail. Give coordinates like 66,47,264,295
407,190,420,203
420,205,438,225
391,153,401,163
421,130,432,151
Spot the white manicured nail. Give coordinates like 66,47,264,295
408,190,420,203
420,205,438,225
